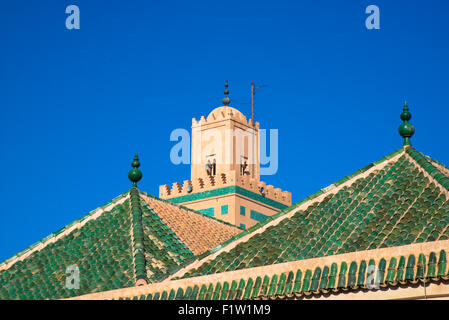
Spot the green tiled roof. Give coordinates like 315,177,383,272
0,190,202,299
181,148,449,279
2,146,449,300
406,148,449,190
117,249,449,300
0,197,135,299
128,187,196,284
139,197,195,282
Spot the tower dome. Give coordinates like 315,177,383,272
206,106,248,124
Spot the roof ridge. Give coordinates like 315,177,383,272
311,165,384,256
139,199,194,256
138,190,243,231
429,157,449,178
405,148,449,194
129,187,148,286
0,190,130,271
138,194,197,282
167,147,405,279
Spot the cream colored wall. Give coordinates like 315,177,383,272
304,282,449,300
191,106,260,183
234,196,279,229
182,194,237,225
160,173,291,207
161,105,291,229
180,193,280,229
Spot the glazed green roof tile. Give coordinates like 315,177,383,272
3,143,449,300
120,248,449,301
0,197,135,299
0,187,240,299
181,149,449,279
406,148,449,190
139,196,195,282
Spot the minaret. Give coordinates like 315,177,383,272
160,81,292,229
190,80,260,185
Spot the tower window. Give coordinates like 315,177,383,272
240,206,246,216
221,205,228,215
205,158,217,176
240,159,249,176
206,160,212,175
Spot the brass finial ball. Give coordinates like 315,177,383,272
128,153,142,185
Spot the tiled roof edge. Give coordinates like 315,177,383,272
406,148,449,191
429,157,449,176
138,190,243,231
0,191,130,270
68,240,449,300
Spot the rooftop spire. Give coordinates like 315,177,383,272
128,153,143,187
398,101,415,147
222,80,230,106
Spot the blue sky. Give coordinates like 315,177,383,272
0,0,448,261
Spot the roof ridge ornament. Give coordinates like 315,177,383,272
398,101,415,147
222,80,230,106
128,153,143,187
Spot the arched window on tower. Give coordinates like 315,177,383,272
206,160,212,176
205,157,217,176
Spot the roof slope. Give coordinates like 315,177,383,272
177,147,449,280
140,192,242,256
0,189,241,300
0,194,135,299
135,191,195,283
70,147,448,300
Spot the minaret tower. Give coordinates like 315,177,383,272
191,80,260,184
160,81,292,229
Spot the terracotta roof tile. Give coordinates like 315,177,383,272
140,193,241,256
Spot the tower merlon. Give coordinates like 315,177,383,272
159,173,292,207
191,106,260,129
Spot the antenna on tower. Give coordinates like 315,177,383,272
251,82,267,126
250,81,267,180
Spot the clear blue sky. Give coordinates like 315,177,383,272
1,0,448,261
